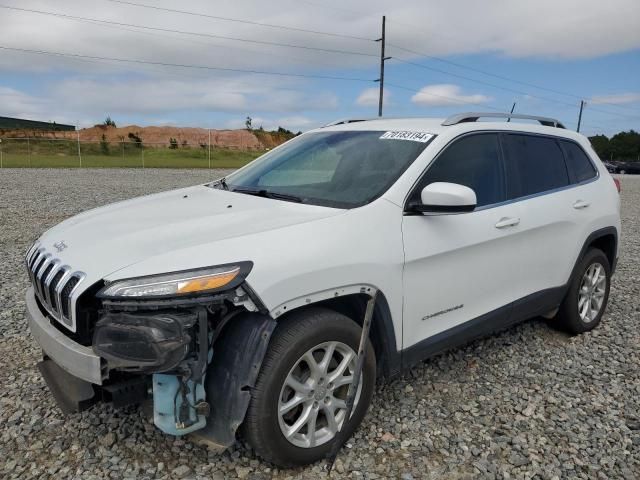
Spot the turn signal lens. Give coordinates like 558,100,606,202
98,263,251,298
177,268,240,293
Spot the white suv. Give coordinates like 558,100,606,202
25,112,620,467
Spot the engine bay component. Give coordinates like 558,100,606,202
153,373,208,435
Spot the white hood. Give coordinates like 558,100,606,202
38,185,344,287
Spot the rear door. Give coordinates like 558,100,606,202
500,133,581,300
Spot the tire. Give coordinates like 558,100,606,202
556,248,611,334
241,307,376,467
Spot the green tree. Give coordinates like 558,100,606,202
169,137,178,149
245,116,252,130
103,116,116,127
589,134,611,160
128,132,143,148
610,130,640,161
100,134,109,155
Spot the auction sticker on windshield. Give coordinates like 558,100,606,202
380,131,433,142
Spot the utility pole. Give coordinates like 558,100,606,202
375,16,391,117
577,100,585,133
77,128,82,167
208,128,211,169
507,102,516,122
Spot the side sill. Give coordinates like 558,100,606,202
400,286,566,371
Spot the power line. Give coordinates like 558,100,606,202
103,0,374,42
0,44,507,112
0,45,376,82
387,42,640,116
385,82,505,112
0,5,378,59
3,6,349,70
390,56,581,110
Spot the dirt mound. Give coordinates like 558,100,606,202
0,125,265,150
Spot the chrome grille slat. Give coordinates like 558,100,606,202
25,246,85,332
43,261,61,307
26,245,39,267
28,250,45,286
34,254,52,299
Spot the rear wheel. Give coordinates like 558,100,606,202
242,308,376,467
556,248,611,334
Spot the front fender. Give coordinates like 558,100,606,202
193,312,276,448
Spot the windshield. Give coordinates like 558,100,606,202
222,130,434,208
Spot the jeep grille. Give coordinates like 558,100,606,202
25,245,85,331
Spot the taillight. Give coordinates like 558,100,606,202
613,178,621,193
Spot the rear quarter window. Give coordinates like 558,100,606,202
502,133,569,199
560,140,598,184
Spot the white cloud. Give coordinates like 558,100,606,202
356,87,380,107
589,92,640,105
0,1,638,126
411,84,491,107
0,0,637,79
0,75,339,126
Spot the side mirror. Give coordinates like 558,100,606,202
411,182,477,214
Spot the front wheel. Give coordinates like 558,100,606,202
241,307,376,467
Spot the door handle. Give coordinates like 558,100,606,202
495,217,520,229
573,200,590,209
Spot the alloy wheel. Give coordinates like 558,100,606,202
277,341,361,448
578,262,607,323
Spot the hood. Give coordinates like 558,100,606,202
37,185,344,285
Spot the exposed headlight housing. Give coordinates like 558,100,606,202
98,262,252,299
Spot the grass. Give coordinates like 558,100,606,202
0,142,262,169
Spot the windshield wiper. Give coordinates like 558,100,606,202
232,187,303,203
212,177,229,190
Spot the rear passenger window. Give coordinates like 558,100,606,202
415,133,505,207
560,141,597,183
502,134,569,198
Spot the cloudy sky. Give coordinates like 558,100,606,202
0,0,639,136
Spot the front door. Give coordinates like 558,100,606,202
401,133,526,358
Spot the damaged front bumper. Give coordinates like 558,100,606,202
26,287,106,385
26,285,276,448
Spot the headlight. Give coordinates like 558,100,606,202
98,262,252,298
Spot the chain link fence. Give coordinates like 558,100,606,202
0,137,262,169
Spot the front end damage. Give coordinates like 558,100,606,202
33,283,276,448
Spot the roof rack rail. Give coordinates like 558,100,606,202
323,118,370,127
442,112,565,129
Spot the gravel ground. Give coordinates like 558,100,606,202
1,168,638,480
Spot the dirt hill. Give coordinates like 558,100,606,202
0,124,288,150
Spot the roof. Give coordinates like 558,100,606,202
0,116,75,131
315,112,585,142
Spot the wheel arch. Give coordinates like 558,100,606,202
274,290,401,380
575,227,618,278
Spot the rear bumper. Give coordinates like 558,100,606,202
26,287,105,385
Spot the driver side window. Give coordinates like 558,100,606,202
413,133,505,208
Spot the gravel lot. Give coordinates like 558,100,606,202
1,169,638,480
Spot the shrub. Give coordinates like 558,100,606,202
128,132,143,148
100,134,109,155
